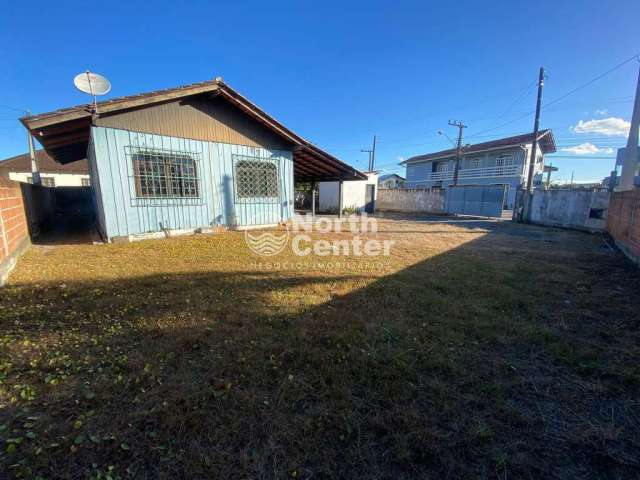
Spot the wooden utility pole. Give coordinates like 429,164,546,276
361,135,377,171
370,135,376,170
526,67,545,192
449,120,467,186
620,64,640,190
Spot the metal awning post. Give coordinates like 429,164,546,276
338,179,344,219
311,181,316,219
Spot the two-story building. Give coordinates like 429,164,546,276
401,130,556,209
378,173,405,189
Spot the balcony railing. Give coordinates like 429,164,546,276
424,164,521,182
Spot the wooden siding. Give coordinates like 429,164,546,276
90,126,294,240
95,96,292,151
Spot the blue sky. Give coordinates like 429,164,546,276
1,0,639,183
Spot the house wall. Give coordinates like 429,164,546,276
607,190,640,265
90,126,294,240
404,146,545,209
8,171,90,187
379,177,403,189
95,97,292,151
318,173,378,213
87,133,107,239
0,177,29,286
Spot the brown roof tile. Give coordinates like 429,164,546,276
0,150,88,174
402,130,556,164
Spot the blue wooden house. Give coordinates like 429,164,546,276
21,78,365,241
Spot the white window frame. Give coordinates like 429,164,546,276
496,154,515,167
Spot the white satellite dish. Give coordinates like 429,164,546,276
73,71,111,113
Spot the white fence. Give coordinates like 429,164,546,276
376,188,445,213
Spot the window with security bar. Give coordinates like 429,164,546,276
132,149,199,198
234,158,279,200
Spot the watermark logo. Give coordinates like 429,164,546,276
244,213,395,258
244,228,289,256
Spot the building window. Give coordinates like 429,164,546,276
81,178,91,187
496,154,514,167
132,149,199,198
471,158,481,168
41,177,56,187
436,162,448,173
234,158,279,199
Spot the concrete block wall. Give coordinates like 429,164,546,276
0,177,30,285
607,190,640,265
376,188,446,213
522,189,610,231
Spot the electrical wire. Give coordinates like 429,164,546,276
543,52,640,108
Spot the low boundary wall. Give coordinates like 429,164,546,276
0,178,30,285
376,188,445,213
607,190,640,265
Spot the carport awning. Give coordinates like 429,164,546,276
20,79,367,182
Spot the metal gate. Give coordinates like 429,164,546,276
445,185,506,218
365,184,375,213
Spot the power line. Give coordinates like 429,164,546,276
543,52,640,108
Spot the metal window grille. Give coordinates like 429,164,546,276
81,178,91,187
130,148,200,199
234,158,279,199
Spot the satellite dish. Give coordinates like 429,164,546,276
73,71,111,113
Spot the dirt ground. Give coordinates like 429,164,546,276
1,217,639,479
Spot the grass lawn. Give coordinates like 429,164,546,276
1,217,639,479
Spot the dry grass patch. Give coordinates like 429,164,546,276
1,218,639,479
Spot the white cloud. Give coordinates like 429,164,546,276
560,143,615,155
397,156,405,162
595,109,608,116
560,142,614,155
571,117,630,137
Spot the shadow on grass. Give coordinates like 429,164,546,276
1,226,639,479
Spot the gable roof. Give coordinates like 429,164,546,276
401,130,556,165
20,78,366,181
0,150,88,175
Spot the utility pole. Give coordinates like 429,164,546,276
370,135,376,170
526,67,545,192
361,148,372,171
620,63,640,190
449,120,467,186
570,170,574,189
361,135,377,171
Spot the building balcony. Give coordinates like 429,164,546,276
425,164,521,182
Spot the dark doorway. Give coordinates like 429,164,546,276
365,184,375,214
22,185,97,245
